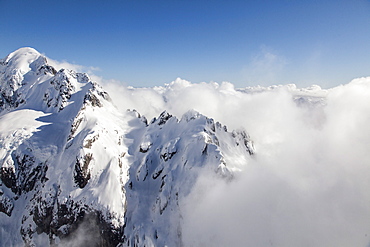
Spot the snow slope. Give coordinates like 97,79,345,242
0,48,132,246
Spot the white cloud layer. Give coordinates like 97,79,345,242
46,56,100,75
103,76,370,247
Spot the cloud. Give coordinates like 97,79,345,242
101,80,166,119
242,46,288,86
57,214,103,247
45,56,100,75
179,77,370,247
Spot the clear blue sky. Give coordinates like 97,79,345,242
1,0,370,88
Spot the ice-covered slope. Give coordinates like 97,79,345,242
0,48,255,246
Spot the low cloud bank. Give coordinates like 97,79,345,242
104,76,370,247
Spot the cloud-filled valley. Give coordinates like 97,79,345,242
104,77,370,246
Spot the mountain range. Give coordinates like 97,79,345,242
0,48,255,246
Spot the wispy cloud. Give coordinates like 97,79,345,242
242,46,288,86
45,56,100,75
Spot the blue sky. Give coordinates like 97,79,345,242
1,0,370,88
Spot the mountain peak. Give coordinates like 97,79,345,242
0,48,255,246
11,47,40,55
1,47,42,68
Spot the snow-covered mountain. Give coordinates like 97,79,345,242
0,48,255,246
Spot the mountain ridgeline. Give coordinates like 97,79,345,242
0,48,255,246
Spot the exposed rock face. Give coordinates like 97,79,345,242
0,48,255,246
